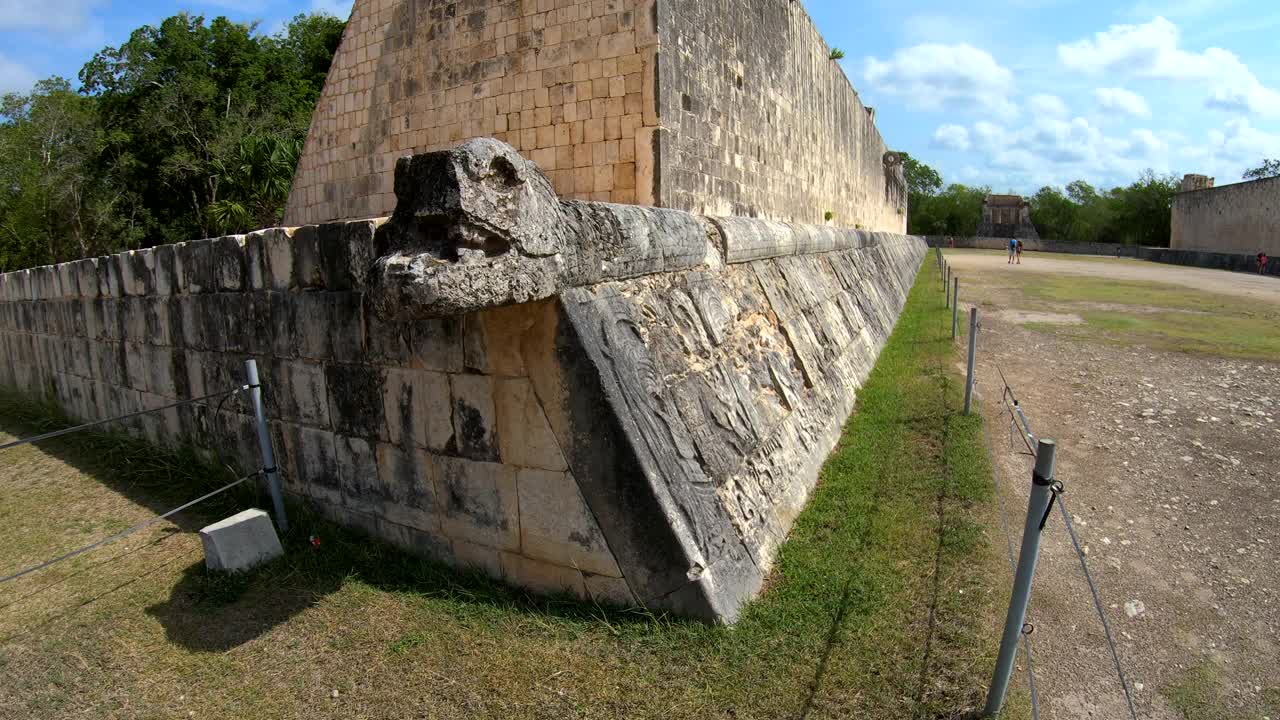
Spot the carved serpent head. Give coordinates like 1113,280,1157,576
382,138,568,261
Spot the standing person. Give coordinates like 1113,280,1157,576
1016,239,1024,265
1008,237,1017,264
1257,250,1268,275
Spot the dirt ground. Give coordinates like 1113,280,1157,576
947,250,1280,305
946,249,1280,720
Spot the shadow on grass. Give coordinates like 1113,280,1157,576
143,500,681,652
0,389,679,651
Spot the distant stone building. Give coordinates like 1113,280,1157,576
977,194,1040,240
1172,173,1280,254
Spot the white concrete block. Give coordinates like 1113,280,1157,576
199,509,284,573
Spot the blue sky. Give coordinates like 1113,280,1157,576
3,0,1279,194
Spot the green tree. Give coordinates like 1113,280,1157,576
1106,170,1178,245
0,79,138,271
77,12,344,244
902,153,943,197
1243,159,1280,181
1029,185,1075,241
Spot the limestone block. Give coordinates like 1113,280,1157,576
378,517,452,563
270,359,330,427
382,368,454,451
283,424,341,504
244,230,268,290
262,228,296,291
436,455,519,551
318,220,378,291
450,373,500,461
326,364,386,438
96,254,120,297
516,468,619,576
494,378,567,471
451,538,503,577
373,443,438,532
290,225,325,289
408,317,464,372
173,240,214,294
499,553,587,599
199,509,284,573
55,262,79,299
212,235,247,292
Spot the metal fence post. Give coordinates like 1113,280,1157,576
945,264,951,304
964,307,978,415
983,439,1058,717
951,277,960,339
245,359,288,532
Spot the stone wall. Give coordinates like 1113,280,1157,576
284,0,661,224
1,140,925,622
0,220,632,605
1171,176,1280,255
284,0,905,234
654,0,906,228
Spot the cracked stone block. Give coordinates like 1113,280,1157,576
516,468,620,577
495,377,567,472
199,509,284,573
499,553,587,599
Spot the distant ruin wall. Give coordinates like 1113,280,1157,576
284,0,905,233
1171,176,1280,255
0,141,925,622
654,0,905,228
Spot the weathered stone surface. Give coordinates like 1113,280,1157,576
436,456,519,551
284,0,905,234
494,378,566,472
516,468,619,577
367,139,712,320
500,553,588,599
450,373,499,462
0,141,925,624
199,509,284,573
382,368,454,451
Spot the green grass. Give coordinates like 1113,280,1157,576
949,258,1280,362
0,260,1009,719
1163,661,1280,720
944,247,1146,265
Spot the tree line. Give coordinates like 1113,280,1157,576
903,155,1280,246
0,12,345,272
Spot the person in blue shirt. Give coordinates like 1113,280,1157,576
1008,238,1017,264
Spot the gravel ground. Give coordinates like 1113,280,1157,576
950,252,1279,720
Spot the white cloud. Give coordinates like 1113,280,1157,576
1095,87,1151,118
1058,17,1280,118
0,0,101,32
932,124,971,151
0,54,36,94
1204,117,1280,166
1027,93,1068,117
310,0,352,19
1123,129,1166,158
973,121,1006,151
864,43,1017,117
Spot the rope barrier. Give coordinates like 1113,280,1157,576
0,385,252,452
1056,496,1140,720
994,369,1139,720
0,471,259,586
981,411,1042,720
